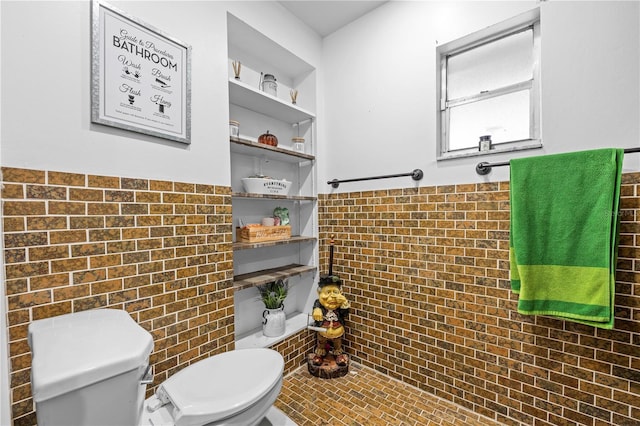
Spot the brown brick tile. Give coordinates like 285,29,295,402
120,177,149,190
26,216,67,231
138,215,163,226
32,302,73,320
70,242,105,258
174,182,195,193
149,180,173,191
87,174,120,189
89,228,121,242
5,279,28,296
48,171,85,187
90,279,123,295
25,185,66,200
3,201,46,216
2,167,45,184
105,241,135,254
69,188,103,202
136,191,162,203
2,183,25,199
124,275,152,292
122,227,150,240
70,217,105,229
105,190,134,202
107,264,137,279
50,257,88,273
121,203,149,215
90,254,122,268
30,273,69,290
28,245,69,261
8,290,52,310
163,192,186,204
48,201,86,215
73,295,108,312
4,232,48,248
72,268,107,284
5,262,49,280
4,217,25,232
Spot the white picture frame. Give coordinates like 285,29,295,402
91,0,191,144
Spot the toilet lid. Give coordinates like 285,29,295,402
159,348,284,426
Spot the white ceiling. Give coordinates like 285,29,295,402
279,1,388,37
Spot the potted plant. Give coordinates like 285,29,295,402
257,279,288,337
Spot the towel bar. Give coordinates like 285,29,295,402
476,147,640,175
328,169,423,188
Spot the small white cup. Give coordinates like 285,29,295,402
261,217,275,226
229,120,240,139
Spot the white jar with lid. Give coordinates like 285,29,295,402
229,120,240,139
261,74,277,96
478,135,492,151
292,137,305,153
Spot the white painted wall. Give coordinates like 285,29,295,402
0,1,321,423
0,0,320,186
0,3,9,423
320,1,640,192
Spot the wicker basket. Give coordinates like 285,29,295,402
236,225,291,243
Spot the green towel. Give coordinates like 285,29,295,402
509,148,623,329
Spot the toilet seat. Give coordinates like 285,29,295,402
147,348,284,426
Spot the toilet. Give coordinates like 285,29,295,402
28,309,286,426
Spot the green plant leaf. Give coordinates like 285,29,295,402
257,279,288,309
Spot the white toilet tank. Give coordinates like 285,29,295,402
28,309,154,426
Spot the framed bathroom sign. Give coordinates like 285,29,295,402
91,0,192,144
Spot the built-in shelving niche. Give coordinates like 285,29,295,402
227,13,319,349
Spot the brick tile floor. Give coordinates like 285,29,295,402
275,363,503,425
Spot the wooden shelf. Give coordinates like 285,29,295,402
229,78,315,124
232,192,316,201
230,137,314,163
233,264,317,291
233,235,316,251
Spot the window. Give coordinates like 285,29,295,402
437,9,541,160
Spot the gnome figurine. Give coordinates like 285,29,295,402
311,274,350,366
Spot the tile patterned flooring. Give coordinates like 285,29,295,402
275,363,503,426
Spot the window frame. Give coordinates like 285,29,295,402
436,8,542,160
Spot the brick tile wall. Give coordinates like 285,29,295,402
319,174,640,426
2,167,236,426
4,165,639,426
272,329,316,375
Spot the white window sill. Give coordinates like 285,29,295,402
437,140,543,162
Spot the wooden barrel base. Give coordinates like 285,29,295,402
307,353,349,379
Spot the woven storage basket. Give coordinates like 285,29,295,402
236,225,291,243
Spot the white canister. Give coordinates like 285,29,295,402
229,120,240,139
262,307,286,337
292,137,305,153
261,74,277,96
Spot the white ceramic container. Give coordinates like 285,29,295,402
242,178,291,195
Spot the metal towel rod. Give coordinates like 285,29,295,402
475,147,640,175
328,169,424,188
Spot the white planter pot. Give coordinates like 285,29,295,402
262,306,286,337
